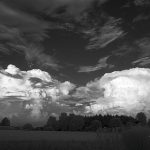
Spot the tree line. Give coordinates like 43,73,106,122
0,112,150,131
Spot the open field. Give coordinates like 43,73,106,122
0,131,98,141
0,128,150,150
0,130,124,150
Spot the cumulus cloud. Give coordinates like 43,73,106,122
78,56,114,73
74,68,150,117
0,64,75,118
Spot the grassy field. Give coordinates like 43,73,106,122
0,128,149,150
0,131,98,141
0,130,125,150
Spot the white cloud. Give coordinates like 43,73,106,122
74,68,150,117
0,64,75,118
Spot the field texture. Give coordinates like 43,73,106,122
0,128,150,150
0,131,124,150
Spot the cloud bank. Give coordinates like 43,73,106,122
0,64,75,118
1,65,150,121
74,68,150,117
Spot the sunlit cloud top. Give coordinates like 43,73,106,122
74,68,150,117
0,64,75,118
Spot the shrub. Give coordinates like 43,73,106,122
122,126,150,150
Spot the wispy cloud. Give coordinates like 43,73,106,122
78,56,114,73
133,14,150,22
84,17,124,50
132,57,150,66
0,2,60,69
134,0,150,6
131,38,150,66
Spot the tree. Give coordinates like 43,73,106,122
59,113,69,131
109,118,122,131
147,119,150,127
23,123,33,130
1,117,10,126
46,116,57,130
88,120,102,131
126,121,135,128
69,116,85,131
136,112,147,126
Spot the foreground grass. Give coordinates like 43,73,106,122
0,139,125,150
0,141,101,150
0,131,125,150
0,127,150,150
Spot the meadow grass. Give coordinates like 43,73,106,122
0,127,149,150
0,131,125,150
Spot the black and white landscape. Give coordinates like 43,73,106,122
0,0,150,150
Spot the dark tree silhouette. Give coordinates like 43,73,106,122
109,118,122,131
23,123,33,130
59,113,69,131
69,116,85,131
126,121,135,128
147,119,150,127
1,117,10,126
0,113,142,131
136,112,147,126
46,116,57,130
88,120,102,131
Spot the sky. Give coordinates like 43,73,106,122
0,0,150,125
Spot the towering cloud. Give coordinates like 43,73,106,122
0,64,75,118
74,68,150,117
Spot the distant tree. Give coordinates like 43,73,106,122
126,121,135,128
69,116,85,131
23,123,33,130
109,118,122,131
1,117,10,126
147,119,150,127
88,120,102,131
59,113,69,131
136,112,147,126
46,116,57,130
